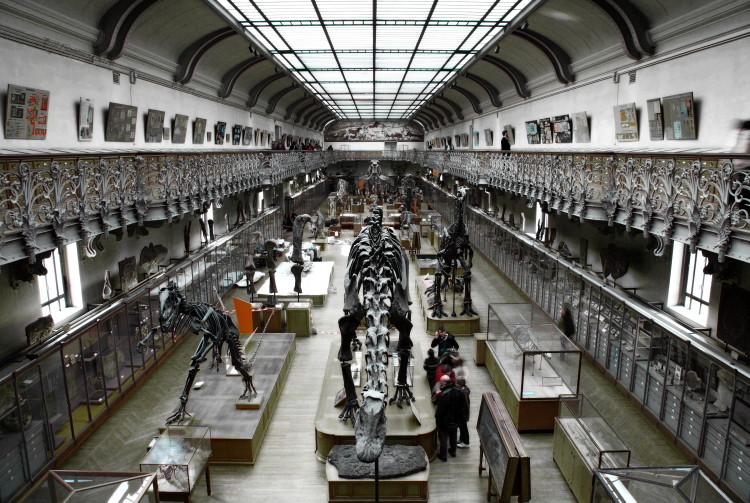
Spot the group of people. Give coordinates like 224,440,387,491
424,327,471,461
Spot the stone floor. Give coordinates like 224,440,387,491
62,220,686,502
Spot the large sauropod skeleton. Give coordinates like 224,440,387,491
137,281,256,425
428,186,477,318
337,206,413,463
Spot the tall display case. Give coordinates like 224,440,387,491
592,466,733,503
485,303,582,431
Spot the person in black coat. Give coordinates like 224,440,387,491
431,326,459,358
423,348,440,386
501,130,511,151
434,375,469,461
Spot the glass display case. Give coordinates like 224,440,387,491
485,302,581,431
0,209,282,501
20,470,158,503
140,425,212,497
554,394,631,503
591,466,732,503
422,181,750,502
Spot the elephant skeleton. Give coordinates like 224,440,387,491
338,206,412,463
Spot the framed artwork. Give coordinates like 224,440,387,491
571,112,590,143
206,131,212,142
261,130,268,146
539,118,553,144
254,128,260,145
473,131,479,146
243,126,253,146
226,133,231,143
454,134,461,147
614,103,639,141
78,97,94,141
162,127,169,141
172,114,188,143
552,115,572,143
232,125,242,145
105,102,138,142
662,92,696,140
215,121,226,145
484,128,493,146
647,99,663,140
193,118,206,144
5,84,49,140
525,120,540,144
145,109,165,143
502,124,515,145
118,256,138,293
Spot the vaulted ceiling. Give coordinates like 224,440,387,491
6,0,731,131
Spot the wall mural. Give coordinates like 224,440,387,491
324,120,424,142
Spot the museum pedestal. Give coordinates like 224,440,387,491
286,301,312,337
263,304,285,333
325,458,429,503
474,332,496,366
315,343,436,462
415,275,480,336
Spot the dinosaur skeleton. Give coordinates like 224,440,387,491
427,186,477,318
338,206,413,463
290,214,313,291
137,281,256,425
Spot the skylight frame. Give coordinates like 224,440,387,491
215,0,534,120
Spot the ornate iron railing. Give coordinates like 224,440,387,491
1,149,749,265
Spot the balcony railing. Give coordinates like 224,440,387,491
1,149,748,264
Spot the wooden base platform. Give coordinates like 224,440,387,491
415,275,480,336
182,333,296,464
314,342,437,462
326,458,429,503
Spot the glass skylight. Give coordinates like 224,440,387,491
216,0,534,119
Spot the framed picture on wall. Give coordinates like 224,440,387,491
193,118,206,144
172,114,188,143
525,120,540,144
662,92,696,140
473,131,479,146
243,126,253,146
214,121,226,145
552,115,572,143
78,97,94,141
647,99,663,140
613,103,639,141
454,134,461,147
484,129,493,146
232,124,242,145
5,84,49,140
571,112,590,143
502,124,514,145
145,109,165,143
539,118,553,144
105,102,138,142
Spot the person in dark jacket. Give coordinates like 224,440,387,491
423,348,439,386
456,377,471,448
501,130,511,151
431,326,459,357
434,375,469,461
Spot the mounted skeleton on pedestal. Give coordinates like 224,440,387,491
337,206,413,463
137,281,256,425
428,186,477,318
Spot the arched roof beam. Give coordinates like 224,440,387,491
590,0,654,59
314,113,334,131
511,28,574,84
174,28,237,85
265,84,299,114
295,102,317,123
449,84,483,115
303,107,325,128
95,0,160,60
427,101,454,124
481,56,531,98
247,72,287,107
418,110,439,130
436,95,464,121
424,106,447,127
462,72,502,108
218,56,264,98
414,113,433,131
284,96,312,121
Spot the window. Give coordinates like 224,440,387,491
37,243,82,322
668,242,713,325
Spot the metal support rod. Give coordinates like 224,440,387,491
375,457,379,503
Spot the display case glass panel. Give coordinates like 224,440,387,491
557,394,631,469
140,425,211,495
592,466,732,503
488,303,581,399
36,352,71,453
20,470,158,502
15,366,52,479
61,338,90,437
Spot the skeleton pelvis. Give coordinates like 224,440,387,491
355,391,387,463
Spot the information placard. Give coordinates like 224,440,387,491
5,84,49,140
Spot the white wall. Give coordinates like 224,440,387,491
425,36,750,152
0,39,323,152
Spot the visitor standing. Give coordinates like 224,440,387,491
431,326,459,357
434,375,468,461
456,377,471,448
501,130,511,151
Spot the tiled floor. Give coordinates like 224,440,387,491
62,220,686,502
